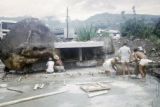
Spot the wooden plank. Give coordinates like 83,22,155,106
80,83,111,92
7,87,23,93
74,81,113,85
97,83,111,89
0,89,66,107
88,90,108,98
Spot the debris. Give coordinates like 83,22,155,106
88,90,108,98
0,84,7,88
80,83,111,92
0,89,66,107
7,87,23,93
18,76,22,82
33,83,45,90
97,82,111,89
75,81,113,85
80,82,111,98
33,84,39,90
39,84,45,89
0,84,23,93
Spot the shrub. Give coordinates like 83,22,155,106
76,26,97,41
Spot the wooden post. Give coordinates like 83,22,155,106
79,48,82,61
93,48,97,59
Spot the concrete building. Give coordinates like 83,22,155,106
54,41,104,67
0,20,17,39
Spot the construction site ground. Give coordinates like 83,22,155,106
0,67,160,107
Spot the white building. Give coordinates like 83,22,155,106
97,29,121,39
108,30,121,40
0,20,17,39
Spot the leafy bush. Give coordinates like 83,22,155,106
120,18,154,38
76,26,97,41
121,17,160,48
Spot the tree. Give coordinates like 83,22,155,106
154,18,160,38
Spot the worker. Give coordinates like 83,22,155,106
103,57,118,77
118,42,131,77
54,55,65,72
132,48,153,79
46,57,54,73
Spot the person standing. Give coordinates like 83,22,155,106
46,57,54,73
118,42,131,77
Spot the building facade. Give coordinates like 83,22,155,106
0,20,16,39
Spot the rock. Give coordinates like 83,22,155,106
0,18,55,73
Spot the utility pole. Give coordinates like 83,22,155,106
66,7,69,38
132,6,136,21
132,6,137,36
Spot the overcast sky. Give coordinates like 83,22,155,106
0,0,160,22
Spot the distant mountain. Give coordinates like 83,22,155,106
83,13,160,29
0,13,159,30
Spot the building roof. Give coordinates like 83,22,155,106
54,41,104,48
0,20,17,23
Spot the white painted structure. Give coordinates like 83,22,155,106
54,41,104,61
97,29,121,40
54,41,104,48
0,20,17,39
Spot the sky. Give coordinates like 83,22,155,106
0,0,160,22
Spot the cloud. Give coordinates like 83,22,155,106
0,0,159,21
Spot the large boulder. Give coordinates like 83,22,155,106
0,18,55,72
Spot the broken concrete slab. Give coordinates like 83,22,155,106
80,83,111,92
